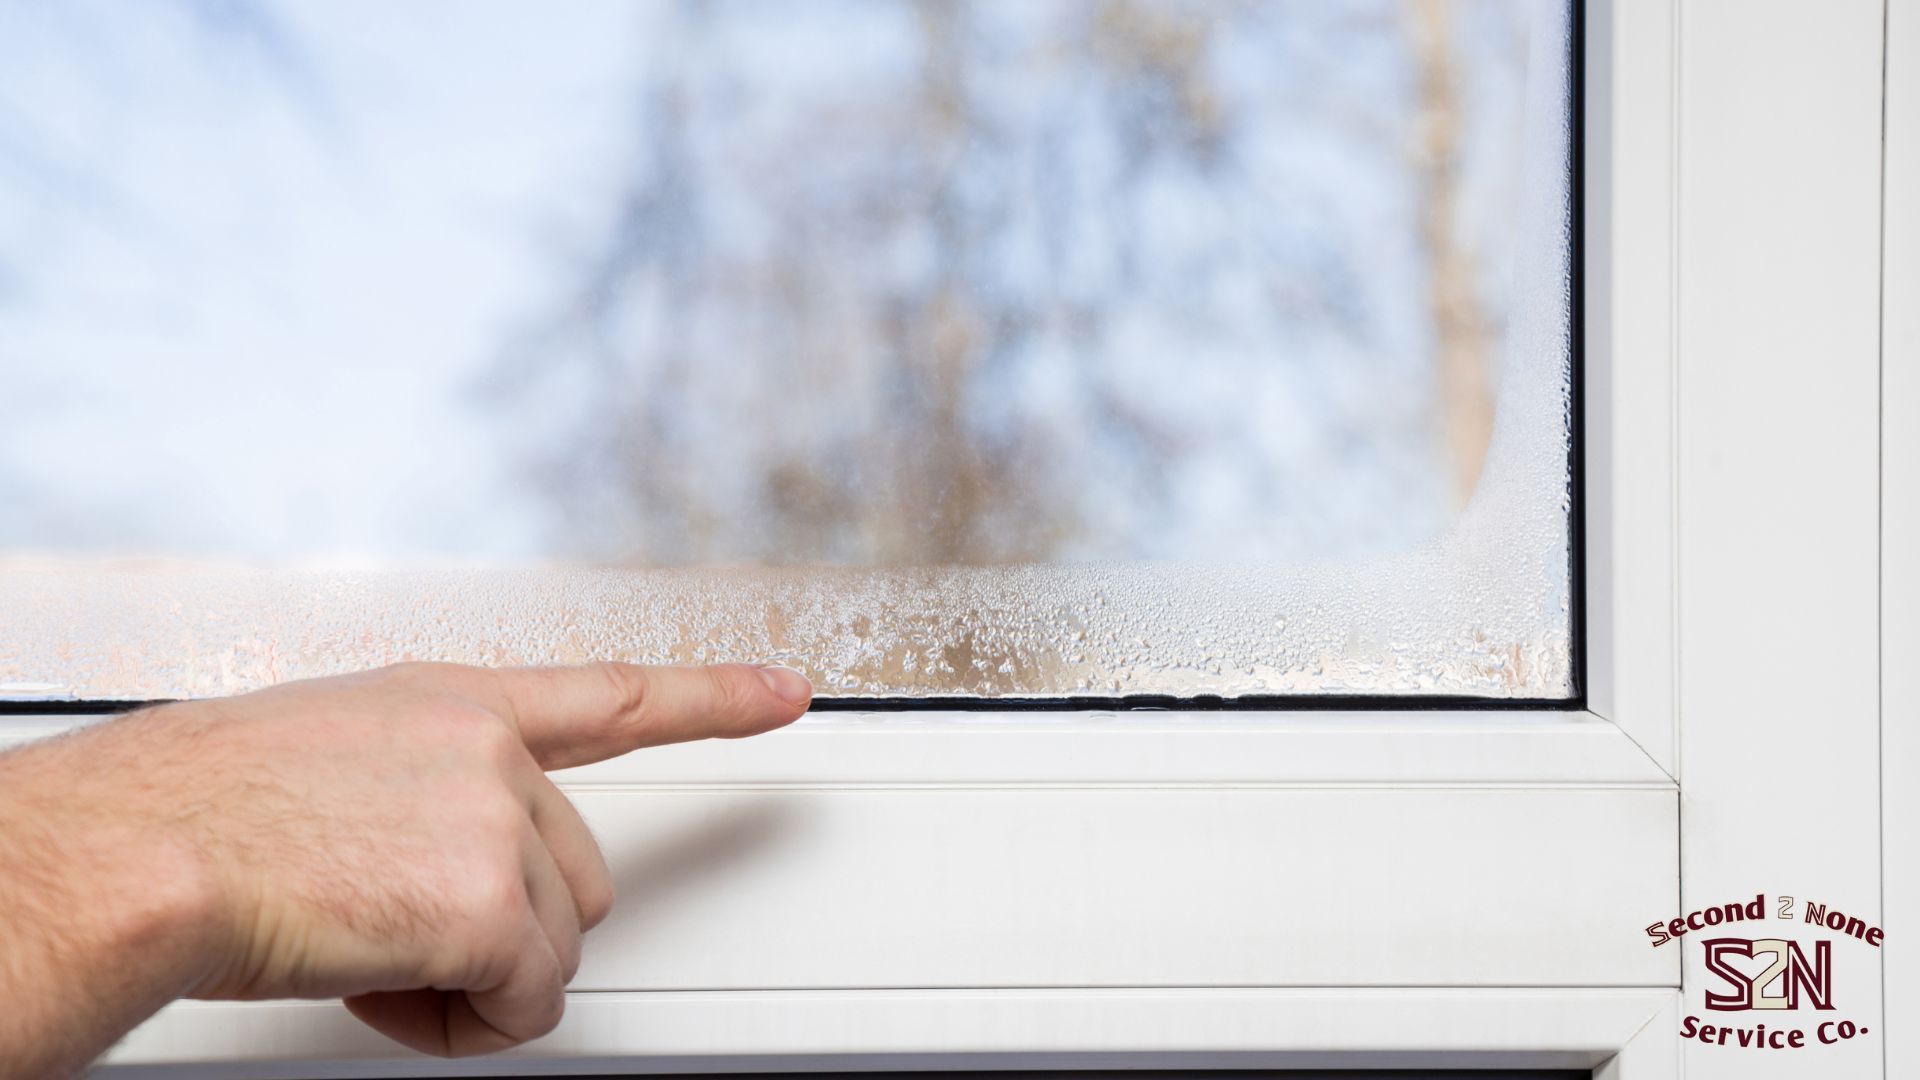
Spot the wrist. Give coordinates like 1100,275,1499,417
96,707,239,997
0,714,232,1011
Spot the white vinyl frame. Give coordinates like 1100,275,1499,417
1,1,1899,1076
1882,2,1917,1076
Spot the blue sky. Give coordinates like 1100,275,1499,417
0,0,1544,566
1,0,642,559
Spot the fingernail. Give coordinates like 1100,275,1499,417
756,664,813,706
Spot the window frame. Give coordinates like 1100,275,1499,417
1,1,1898,1076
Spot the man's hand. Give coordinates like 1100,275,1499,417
0,661,811,1076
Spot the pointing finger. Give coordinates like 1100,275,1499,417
489,662,810,771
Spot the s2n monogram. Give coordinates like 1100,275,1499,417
1702,938,1834,1011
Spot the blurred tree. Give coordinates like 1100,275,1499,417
1408,0,1495,506
492,0,1518,567
497,0,1224,565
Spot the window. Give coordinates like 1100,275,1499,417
8,2,1899,1073
0,0,1575,704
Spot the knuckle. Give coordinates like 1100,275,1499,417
436,704,524,770
444,869,526,949
579,876,610,926
468,790,529,843
703,665,753,715
524,980,567,1039
556,926,584,983
580,873,615,930
475,720,528,772
591,662,650,717
463,858,527,920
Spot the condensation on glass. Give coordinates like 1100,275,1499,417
0,1,1576,703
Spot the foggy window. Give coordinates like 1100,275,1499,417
0,0,1576,703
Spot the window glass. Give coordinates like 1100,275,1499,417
0,0,1575,703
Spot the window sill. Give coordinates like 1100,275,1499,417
101,987,1678,1077
5,708,1677,1073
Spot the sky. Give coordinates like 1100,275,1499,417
0,0,1550,567
1,0,642,560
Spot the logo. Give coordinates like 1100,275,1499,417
1645,893,1882,1051
1702,938,1830,1011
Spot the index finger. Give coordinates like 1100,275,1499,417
484,662,811,770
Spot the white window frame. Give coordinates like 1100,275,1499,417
4,1,1900,1076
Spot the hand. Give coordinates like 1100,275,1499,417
0,661,811,1072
